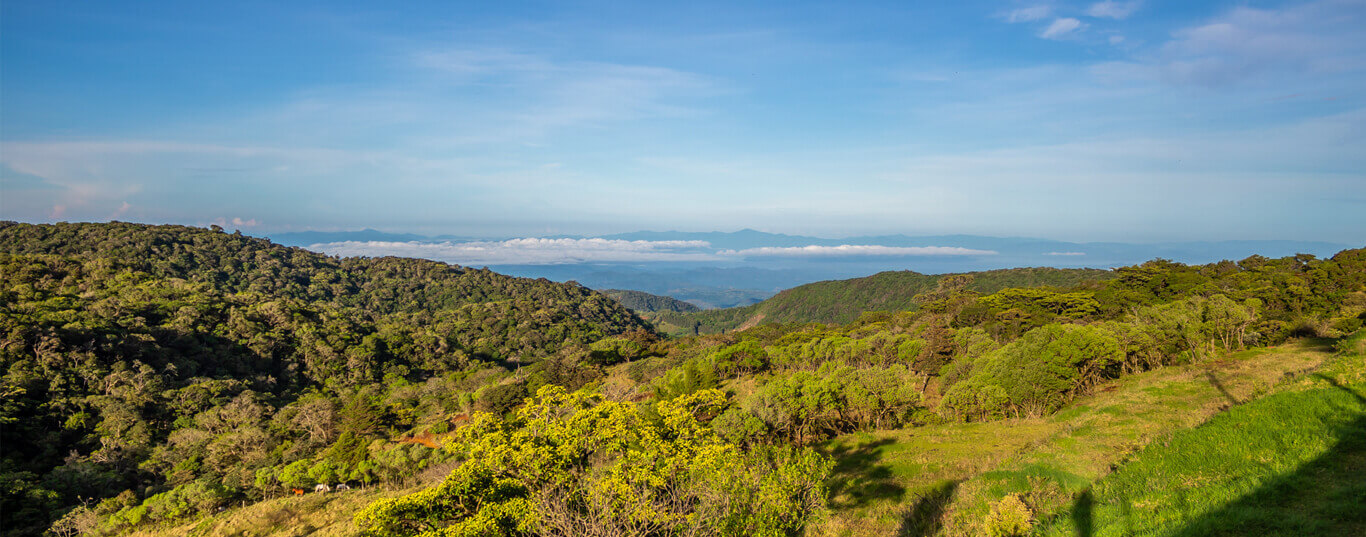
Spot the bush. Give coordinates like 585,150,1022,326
945,324,1122,419
354,387,831,537
712,407,769,446
476,382,530,415
140,480,232,523
984,494,1033,537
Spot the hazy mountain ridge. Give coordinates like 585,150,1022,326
275,228,1353,261
271,230,1354,308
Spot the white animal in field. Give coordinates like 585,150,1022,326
314,483,331,493
335,483,351,492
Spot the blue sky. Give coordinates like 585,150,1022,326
2,0,1364,243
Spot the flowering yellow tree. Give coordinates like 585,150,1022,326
355,386,830,537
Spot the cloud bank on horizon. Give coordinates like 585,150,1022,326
307,238,1000,266
1,0,1363,243
720,245,997,258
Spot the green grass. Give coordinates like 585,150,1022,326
815,339,1339,536
1036,336,1366,537
124,485,417,537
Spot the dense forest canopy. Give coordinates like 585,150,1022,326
599,288,702,314
645,267,1117,336
0,222,654,537
2,222,1363,537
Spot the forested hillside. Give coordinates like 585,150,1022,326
4,221,1364,537
599,288,702,313
646,267,1115,335
0,222,654,537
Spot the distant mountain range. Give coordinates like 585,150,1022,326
265,228,1357,309
268,228,476,247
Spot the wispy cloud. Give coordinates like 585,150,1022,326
884,107,1366,240
1086,1,1142,20
306,238,719,265
1041,18,1087,39
214,217,260,228
720,245,998,257
0,163,64,191
1101,0,1366,88
408,48,717,141
1006,5,1052,23
1044,251,1087,256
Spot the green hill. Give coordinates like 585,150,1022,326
8,223,1364,537
102,247,1366,537
599,288,702,313
0,221,652,537
646,266,1116,335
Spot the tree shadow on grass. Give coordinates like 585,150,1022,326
823,437,906,509
1202,369,1241,406
1173,374,1365,537
896,480,960,537
1043,374,1366,537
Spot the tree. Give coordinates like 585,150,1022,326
354,386,830,537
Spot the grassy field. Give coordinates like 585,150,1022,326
1035,333,1366,537
815,338,1347,536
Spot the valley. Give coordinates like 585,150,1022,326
3,222,1364,537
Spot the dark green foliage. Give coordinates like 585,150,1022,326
941,325,1123,420
599,288,701,313
0,221,652,536
649,247,1366,437
648,267,1115,335
2,220,1363,536
476,382,530,415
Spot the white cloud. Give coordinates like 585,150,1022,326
1103,0,1366,88
1007,5,1052,23
410,48,717,141
209,217,260,228
1044,251,1087,256
719,245,998,257
1086,1,1141,20
884,107,1366,241
1109,35,1126,45
306,238,718,265
1041,18,1087,39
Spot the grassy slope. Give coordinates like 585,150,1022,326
648,267,1114,336
1035,333,1366,537
815,339,1345,537
123,485,419,537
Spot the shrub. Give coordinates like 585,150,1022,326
354,387,831,537
984,494,1033,537
947,324,1122,419
476,381,530,415
712,407,770,446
